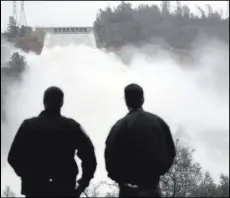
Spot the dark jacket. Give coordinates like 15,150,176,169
8,110,97,195
105,109,176,187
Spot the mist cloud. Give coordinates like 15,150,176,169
1,34,229,195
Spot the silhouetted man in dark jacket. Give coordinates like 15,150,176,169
105,84,176,197
8,86,97,197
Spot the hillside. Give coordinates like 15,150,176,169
94,1,229,52
14,28,45,55
3,17,45,55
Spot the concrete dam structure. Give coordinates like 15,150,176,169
40,27,96,48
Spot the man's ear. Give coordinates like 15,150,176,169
124,97,127,104
141,97,144,105
60,99,64,108
43,101,47,109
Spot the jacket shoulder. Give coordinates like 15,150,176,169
60,116,81,129
112,116,127,131
144,111,166,122
62,116,79,124
106,117,126,144
22,116,38,125
24,116,80,127
146,112,170,132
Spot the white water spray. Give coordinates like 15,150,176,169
1,34,229,196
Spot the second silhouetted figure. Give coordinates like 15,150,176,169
105,84,176,197
8,86,97,197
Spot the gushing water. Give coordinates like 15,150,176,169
1,34,229,195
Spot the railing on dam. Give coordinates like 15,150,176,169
40,27,93,34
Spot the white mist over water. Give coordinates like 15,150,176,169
1,34,229,196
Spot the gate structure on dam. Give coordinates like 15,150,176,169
40,27,93,34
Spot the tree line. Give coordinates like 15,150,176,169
94,1,229,50
2,139,229,197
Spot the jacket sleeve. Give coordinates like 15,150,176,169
105,124,117,180
74,124,97,188
105,120,126,183
160,118,176,169
8,120,29,177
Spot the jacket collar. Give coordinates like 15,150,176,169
39,109,61,117
128,108,143,115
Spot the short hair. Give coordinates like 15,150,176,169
43,86,64,109
124,84,144,109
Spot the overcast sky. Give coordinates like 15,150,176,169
1,1,228,31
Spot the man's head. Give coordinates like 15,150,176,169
43,86,64,111
124,84,144,110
